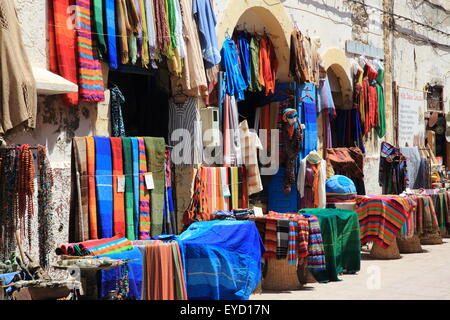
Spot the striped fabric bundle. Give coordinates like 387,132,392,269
356,195,411,248
305,215,326,271
122,137,136,240
276,220,289,259
264,220,277,259
326,193,357,203
85,137,98,239
75,0,105,102
287,221,298,264
138,138,151,239
131,138,141,238
399,194,417,239
110,138,126,237
87,237,133,256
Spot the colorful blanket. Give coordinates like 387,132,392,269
138,138,151,239
122,137,136,240
356,195,411,248
85,137,98,239
110,137,126,237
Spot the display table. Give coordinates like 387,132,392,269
299,208,361,283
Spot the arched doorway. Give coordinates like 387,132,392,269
216,0,293,81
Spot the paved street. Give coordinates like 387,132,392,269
251,240,450,300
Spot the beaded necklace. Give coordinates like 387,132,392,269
115,262,130,300
18,145,35,250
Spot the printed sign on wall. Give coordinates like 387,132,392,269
398,87,426,147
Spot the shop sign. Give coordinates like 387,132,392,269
398,87,426,147
345,41,384,60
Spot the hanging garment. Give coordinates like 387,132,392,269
171,0,208,96
72,137,90,241
379,142,409,195
239,120,264,195
238,31,251,87
400,147,421,190
128,0,141,65
1,1,37,132
289,29,309,84
105,0,118,69
298,151,327,209
138,138,151,239
110,137,126,237
92,0,107,59
221,38,247,102
174,166,198,234
248,36,263,92
259,36,278,96
193,0,221,67
48,0,78,106
144,137,166,236
110,85,126,137
375,66,386,138
116,0,130,64
94,137,114,239
131,138,141,239
223,95,243,166
85,137,98,239
300,209,361,283
137,0,150,67
282,108,303,195
168,97,204,165
173,0,186,59
153,0,169,55
122,137,136,240
310,38,322,86
75,0,105,102
145,0,158,67
299,100,318,159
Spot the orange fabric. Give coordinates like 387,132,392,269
85,137,98,239
311,162,321,208
259,36,278,96
110,138,126,237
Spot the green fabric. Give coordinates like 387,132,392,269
438,193,445,230
376,68,386,138
172,242,185,300
166,0,177,50
144,137,166,236
248,36,262,92
300,208,361,283
92,0,107,58
122,137,136,240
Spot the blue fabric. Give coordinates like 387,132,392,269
193,0,221,67
296,83,318,159
105,0,118,69
0,272,21,294
318,78,336,115
326,175,357,194
268,167,299,213
98,247,143,300
94,137,114,239
221,38,247,102
260,82,295,105
238,31,251,87
131,138,140,239
178,220,264,300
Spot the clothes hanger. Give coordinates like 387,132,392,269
299,87,315,103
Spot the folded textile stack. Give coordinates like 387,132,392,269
326,175,357,203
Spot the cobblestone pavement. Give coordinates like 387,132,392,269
251,240,450,300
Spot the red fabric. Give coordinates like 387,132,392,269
363,65,379,136
48,0,79,106
259,36,278,96
110,138,126,237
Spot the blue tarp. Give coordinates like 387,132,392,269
178,220,265,300
0,271,21,294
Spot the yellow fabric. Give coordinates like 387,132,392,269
231,167,239,209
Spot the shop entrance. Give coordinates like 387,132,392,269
108,69,170,139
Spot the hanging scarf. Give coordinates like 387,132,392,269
94,137,114,239
138,138,151,239
18,145,35,250
105,0,118,69
110,138,126,237
75,0,105,102
122,137,136,240
86,137,98,239
48,0,78,106
92,0,107,58
131,138,140,239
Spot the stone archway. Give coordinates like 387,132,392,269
321,47,353,107
216,0,293,81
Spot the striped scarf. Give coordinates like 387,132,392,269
85,137,98,239
75,0,105,102
138,138,151,239
287,221,298,264
306,215,326,271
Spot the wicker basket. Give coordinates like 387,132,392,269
370,239,401,260
262,258,303,291
297,262,318,284
397,235,423,254
420,233,443,245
